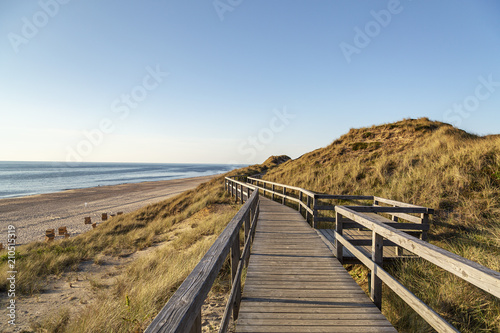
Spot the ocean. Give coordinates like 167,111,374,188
0,161,241,199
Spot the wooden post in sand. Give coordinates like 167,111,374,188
102,213,108,221
0,243,3,250
92,223,97,229
84,217,92,224
117,212,123,215
58,227,67,235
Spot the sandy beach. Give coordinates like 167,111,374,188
0,175,215,245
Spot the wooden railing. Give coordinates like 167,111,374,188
335,205,500,333
145,178,259,333
247,177,431,235
245,177,500,333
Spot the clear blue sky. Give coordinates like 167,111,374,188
1,0,499,164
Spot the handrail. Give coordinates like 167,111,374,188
335,206,500,298
145,178,259,333
247,176,316,197
333,205,500,333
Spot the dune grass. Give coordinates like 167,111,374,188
262,118,500,332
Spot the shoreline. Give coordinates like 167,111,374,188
0,175,217,246
0,173,225,200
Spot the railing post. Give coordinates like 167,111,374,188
271,184,275,200
306,196,311,224
244,212,251,267
313,195,318,228
240,185,244,204
231,238,242,320
421,213,429,241
247,187,250,203
282,187,286,205
392,204,404,256
189,311,201,333
244,212,250,242
335,211,343,263
371,231,383,310
298,192,303,214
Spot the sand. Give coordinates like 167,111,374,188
0,175,215,246
0,174,228,332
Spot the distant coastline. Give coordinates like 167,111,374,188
0,161,244,199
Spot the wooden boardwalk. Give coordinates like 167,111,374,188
236,197,397,333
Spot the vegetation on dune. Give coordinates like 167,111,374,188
262,118,500,332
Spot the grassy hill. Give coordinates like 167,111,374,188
1,118,498,332
261,118,500,332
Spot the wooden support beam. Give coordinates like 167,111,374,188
189,311,201,333
421,213,429,241
335,212,343,263
371,232,383,310
298,192,303,214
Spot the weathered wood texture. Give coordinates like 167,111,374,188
317,229,415,264
236,197,396,333
336,206,500,299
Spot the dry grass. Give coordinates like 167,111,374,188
262,118,500,332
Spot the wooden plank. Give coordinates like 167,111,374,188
316,194,373,200
236,326,396,333
370,207,423,224
373,196,434,213
238,312,388,320
371,232,383,310
231,238,241,319
237,318,394,326
346,206,429,214
247,176,317,198
188,312,201,333
318,229,416,260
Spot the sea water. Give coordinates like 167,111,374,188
0,161,241,199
